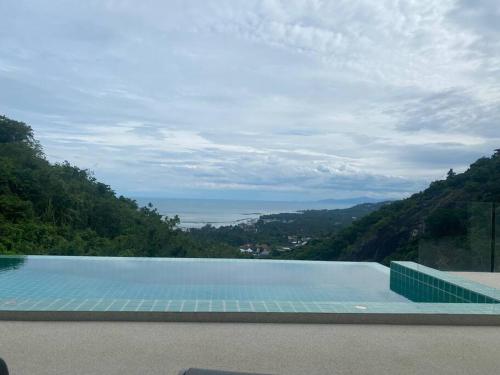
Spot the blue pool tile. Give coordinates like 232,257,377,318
0,256,499,317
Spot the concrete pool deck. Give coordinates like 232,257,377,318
449,271,500,289
1,321,500,375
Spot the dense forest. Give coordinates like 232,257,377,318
0,116,242,258
289,150,500,271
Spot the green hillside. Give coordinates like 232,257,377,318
0,116,240,258
2,115,498,267
189,202,385,251
290,151,500,269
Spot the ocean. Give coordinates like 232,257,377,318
134,198,347,228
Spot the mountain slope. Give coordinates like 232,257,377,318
291,152,500,266
0,116,240,258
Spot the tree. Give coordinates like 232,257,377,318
0,116,41,154
0,115,242,258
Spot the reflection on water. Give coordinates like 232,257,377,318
0,256,26,272
0,256,408,303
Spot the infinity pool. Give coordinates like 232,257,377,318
0,256,408,313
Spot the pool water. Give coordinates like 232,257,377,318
0,256,408,313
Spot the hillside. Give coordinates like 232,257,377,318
189,202,385,252
0,116,240,258
3,115,498,267
290,151,500,269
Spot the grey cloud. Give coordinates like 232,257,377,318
389,143,492,171
395,89,500,137
128,125,166,139
448,0,500,37
0,0,499,200
447,0,500,75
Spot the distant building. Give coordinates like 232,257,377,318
239,244,254,254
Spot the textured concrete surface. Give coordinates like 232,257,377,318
1,321,500,375
450,272,500,289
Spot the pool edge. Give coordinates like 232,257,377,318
1,310,500,325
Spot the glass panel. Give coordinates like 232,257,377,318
468,202,494,272
495,204,500,273
418,202,493,272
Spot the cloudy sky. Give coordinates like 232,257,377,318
1,0,499,201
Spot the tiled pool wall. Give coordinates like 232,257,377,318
390,261,500,304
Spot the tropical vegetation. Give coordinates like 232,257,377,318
0,116,241,258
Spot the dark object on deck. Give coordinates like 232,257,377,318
178,368,272,375
0,358,9,375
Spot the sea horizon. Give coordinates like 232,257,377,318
133,197,370,229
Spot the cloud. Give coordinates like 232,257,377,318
0,0,499,200
392,88,500,141
448,0,500,38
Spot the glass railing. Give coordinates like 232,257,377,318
414,201,499,314
418,202,498,272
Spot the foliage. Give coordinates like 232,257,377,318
290,152,500,269
0,116,242,258
189,203,385,248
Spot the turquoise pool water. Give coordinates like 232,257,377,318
0,256,408,312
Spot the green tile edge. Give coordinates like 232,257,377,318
390,261,500,304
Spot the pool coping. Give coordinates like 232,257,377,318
0,254,389,267
0,298,499,325
1,310,499,325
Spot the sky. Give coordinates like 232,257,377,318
1,0,499,201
